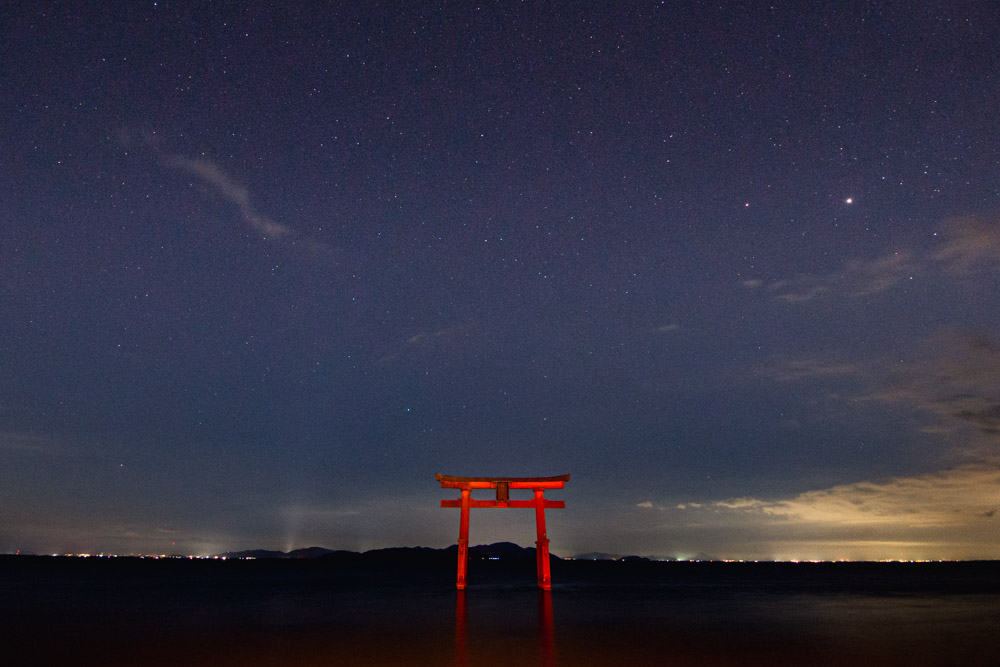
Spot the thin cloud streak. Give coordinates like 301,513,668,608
931,217,1000,274
744,218,1000,302
700,464,1000,529
753,251,915,303
163,156,293,239
378,325,467,365
756,357,869,383
760,331,1000,457
712,329,1000,558
662,464,1000,559
864,331,1000,455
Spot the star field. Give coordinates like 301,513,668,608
2,2,1000,559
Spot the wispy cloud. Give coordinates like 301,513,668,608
746,251,916,303
759,331,1000,457
770,281,832,303
163,156,293,239
405,328,457,347
661,461,1000,560
121,128,298,241
931,217,1000,274
865,331,1000,454
697,464,1000,529
719,330,1000,557
756,356,868,382
378,325,467,365
744,218,1000,303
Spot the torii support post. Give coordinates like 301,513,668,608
436,474,570,590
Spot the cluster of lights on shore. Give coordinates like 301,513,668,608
17,553,957,564
37,553,240,560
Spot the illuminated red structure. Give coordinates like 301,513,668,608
436,474,570,590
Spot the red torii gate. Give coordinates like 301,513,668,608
436,473,570,590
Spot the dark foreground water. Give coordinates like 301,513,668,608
2,556,998,666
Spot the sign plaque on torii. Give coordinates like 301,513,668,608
436,473,570,590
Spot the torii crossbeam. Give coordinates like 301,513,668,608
436,473,570,590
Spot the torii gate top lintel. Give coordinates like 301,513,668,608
437,473,569,591
435,473,570,488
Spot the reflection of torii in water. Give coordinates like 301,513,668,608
435,474,570,590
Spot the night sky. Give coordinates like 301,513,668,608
3,2,1000,560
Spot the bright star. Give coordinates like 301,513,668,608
845,197,853,204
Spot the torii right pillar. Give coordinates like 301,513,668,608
534,488,552,589
436,474,570,590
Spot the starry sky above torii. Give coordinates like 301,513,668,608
2,1,1000,559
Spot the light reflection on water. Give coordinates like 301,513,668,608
455,588,556,667
2,560,999,665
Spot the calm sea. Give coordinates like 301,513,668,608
2,556,998,666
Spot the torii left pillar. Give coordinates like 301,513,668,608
436,474,570,590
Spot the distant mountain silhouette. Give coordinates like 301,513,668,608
219,549,287,559
573,551,625,561
570,552,687,562
468,541,537,561
218,547,337,560
216,542,561,563
289,547,337,559
215,542,682,565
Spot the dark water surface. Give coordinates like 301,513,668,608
2,557,998,666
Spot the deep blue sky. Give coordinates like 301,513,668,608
3,1,1000,559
